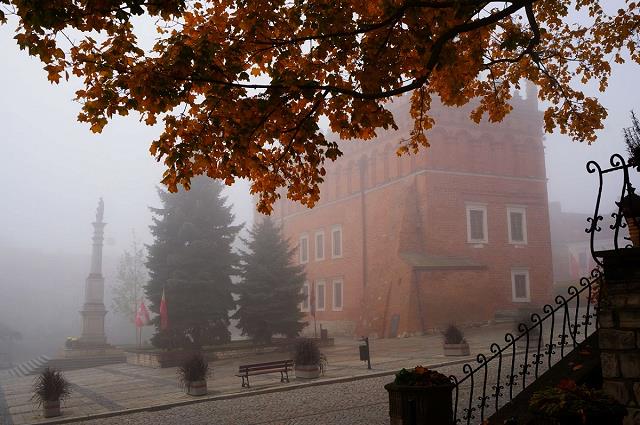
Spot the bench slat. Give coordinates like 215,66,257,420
235,369,287,377
238,360,292,369
239,365,289,373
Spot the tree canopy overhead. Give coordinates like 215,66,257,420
2,1,639,212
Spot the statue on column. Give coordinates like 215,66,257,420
96,197,104,223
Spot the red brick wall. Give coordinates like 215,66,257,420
270,94,554,337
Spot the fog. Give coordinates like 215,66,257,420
0,14,637,362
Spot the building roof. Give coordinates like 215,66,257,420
399,251,486,271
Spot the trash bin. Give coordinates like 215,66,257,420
359,343,369,361
320,328,328,340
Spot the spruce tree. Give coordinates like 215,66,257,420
146,178,241,349
233,218,307,344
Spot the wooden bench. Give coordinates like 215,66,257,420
236,360,293,388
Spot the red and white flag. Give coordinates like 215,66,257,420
160,289,169,331
135,301,150,328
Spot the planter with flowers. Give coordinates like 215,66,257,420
529,379,627,425
294,338,327,379
442,324,470,356
177,353,210,396
31,368,72,418
384,366,454,425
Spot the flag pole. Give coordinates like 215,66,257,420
311,281,317,339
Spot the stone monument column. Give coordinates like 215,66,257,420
79,198,108,346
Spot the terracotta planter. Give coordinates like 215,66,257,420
295,364,320,379
43,400,61,418
385,382,454,425
443,342,470,357
186,379,208,396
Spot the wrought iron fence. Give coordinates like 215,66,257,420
587,153,637,266
449,268,602,425
448,153,637,424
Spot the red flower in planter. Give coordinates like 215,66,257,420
394,366,451,387
558,378,578,391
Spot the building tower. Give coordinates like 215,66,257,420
79,198,108,346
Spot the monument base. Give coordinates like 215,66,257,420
42,345,126,372
61,345,124,359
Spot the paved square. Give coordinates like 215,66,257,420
0,324,515,424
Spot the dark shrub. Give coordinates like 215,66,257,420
177,353,210,387
442,325,465,344
294,338,320,365
31,368,71,405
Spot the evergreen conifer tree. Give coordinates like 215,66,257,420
146,178,241,349
233,218,306,344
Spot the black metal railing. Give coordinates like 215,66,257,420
449,268,602,424
587,153,637,266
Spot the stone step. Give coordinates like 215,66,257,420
6,355,51,377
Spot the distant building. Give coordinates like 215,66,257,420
267,88,554,337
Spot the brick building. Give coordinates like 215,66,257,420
269,86,554,338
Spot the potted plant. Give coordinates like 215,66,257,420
177,353,210,396
294,338,326,379
529,379,627,425
442,324,470,356
31,368,71,418
385,366,454,425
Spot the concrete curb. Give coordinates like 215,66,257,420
35,356,477,424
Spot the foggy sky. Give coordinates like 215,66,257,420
1,10,638,349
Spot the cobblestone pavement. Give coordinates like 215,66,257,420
70,353,547,425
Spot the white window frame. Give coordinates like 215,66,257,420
511,269,531,302
331,225,343,258
466,203,488,244
299,234,309,264
332,279,343,311
316,280,326,311
300,282,310,312
507,206,528,245
315,230,325,261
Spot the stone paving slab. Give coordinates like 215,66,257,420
0,323,515,425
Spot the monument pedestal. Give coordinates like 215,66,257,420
47,346,125,371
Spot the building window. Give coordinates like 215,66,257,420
508,207,527,244
301,282,309,312
332,279,343,311
316,280,326,311
511,269,531,302
299,234,308,264
315,230,325,261
466,204,488,244
332,225,343,258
